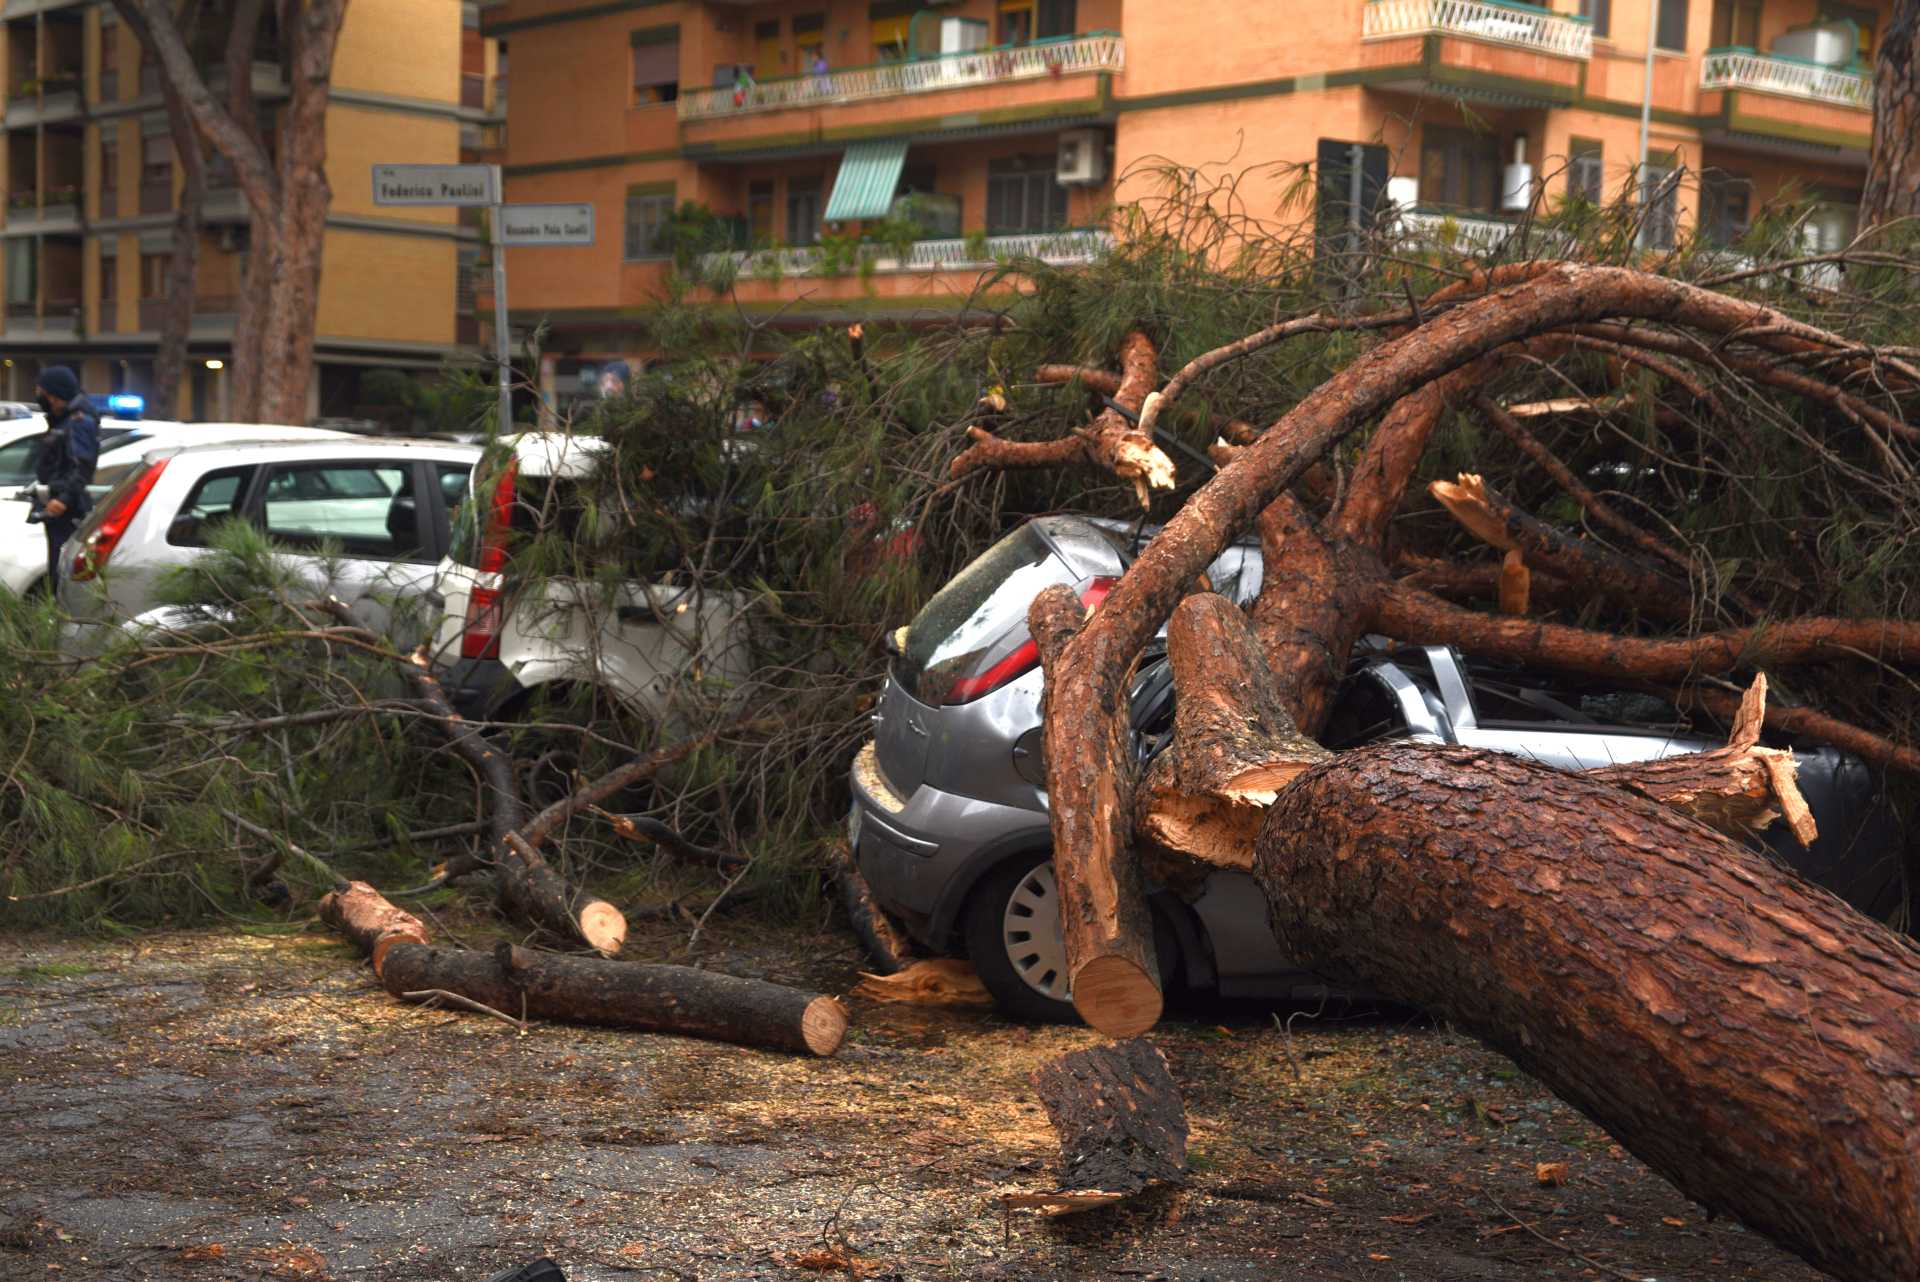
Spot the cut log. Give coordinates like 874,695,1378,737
378,940,847,1057
826,839,915,974
1136,594,1331,870
317,880,430,978
1496,548,1530,616
1255,741,1920,1282
500,831,628,957
1004,1038,1189,1216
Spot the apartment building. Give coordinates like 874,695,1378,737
482,0,1886,407
0,0,503,420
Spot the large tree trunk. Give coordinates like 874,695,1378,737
1862,0,1920,228
255,0,345,425
1255,742,1920,1282
150,77,204,420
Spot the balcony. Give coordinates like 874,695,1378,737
1701,48,1869,108
4,74,83,126
679,31,1123,124
1360,0,1589,106
1698,47,1871,159
703,229,1112,278
5,190,82,233
1363,0,1591,56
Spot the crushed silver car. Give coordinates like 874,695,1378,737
849,515,1903,1020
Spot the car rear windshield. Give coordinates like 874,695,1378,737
896,523,1075,705
449,465,588,570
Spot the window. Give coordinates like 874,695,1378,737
1700,170,1750,246
139,252,169,298
754,19,782,79
871,5,912,62
1821,4,1876,62
986,156,1067,234
261,461,422,561
795,13,825,67
1710,0,1760,47
999,0,1034,44
1638,164,1679,249
0,429,139,486
6,240,35,306
747,179,775,244
1655,0,1688,51
786,177,822,246
1569,139,1604,204
140,134,173,213
1578,0,1610,37
630,27,679,104
99,138,118,216
623,189,673,259
1036,0,1076,38
99,20,118,99
435,462,472,528
1419,127,1501,212
167,465,254,546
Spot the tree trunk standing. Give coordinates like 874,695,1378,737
256,0,346,425
151,76,205,421
1862,0,1920,228
127,0,345,426
225,0,271,423
1255,743,1920,1282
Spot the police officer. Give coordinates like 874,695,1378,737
30,366,100,589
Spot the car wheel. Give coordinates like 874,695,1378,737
962,851,1181,1024
501,685,653,814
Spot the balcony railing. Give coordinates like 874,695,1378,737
1700,47,1869,109
678,31,1124,121
702,229,1113,278
1362,0,1592,59
1395,207,1575,255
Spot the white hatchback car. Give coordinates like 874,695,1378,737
1,419,348,596
424,432,756,729
58,436,481,649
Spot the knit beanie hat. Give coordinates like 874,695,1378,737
35,366,80,402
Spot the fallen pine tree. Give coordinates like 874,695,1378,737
953,261,1920,1282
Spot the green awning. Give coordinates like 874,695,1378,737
824,139,909,223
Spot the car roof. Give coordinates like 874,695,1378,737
501,430,609,479
102,422,351,452
141,436,483,465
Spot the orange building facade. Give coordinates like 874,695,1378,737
479,0,1887,409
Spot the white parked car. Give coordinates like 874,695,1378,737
424,432,756,736
1,420,348,597
57,435,481,649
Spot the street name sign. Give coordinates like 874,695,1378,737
495,203,596,246
371,163,497,207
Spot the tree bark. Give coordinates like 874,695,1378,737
1003,1038,1189,1216
1256,742,1920,1282
1863,0,1920,228
1136,593,1330,870
379,940,848,1057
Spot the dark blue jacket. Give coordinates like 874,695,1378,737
35,394,100,520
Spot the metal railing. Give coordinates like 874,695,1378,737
1700,47,1869,108
1362,0,1592,58
702,229,1114,277
678,31,1124,121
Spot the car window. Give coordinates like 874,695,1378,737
262,461,423,562
0,428,140,485
168,465,256,547
435,462,472,525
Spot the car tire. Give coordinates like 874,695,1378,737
963,850,1181,1024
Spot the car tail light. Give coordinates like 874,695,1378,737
71,457,169,582
478,459,517,575
942,576,1117,705
461,586,503,660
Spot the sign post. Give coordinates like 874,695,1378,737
374,164,599,433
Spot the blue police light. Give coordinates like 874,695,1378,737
106,393,144,419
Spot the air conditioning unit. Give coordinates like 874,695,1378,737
1056,129,1107,187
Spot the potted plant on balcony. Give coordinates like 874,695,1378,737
11,76,39,98
7,190,36,211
